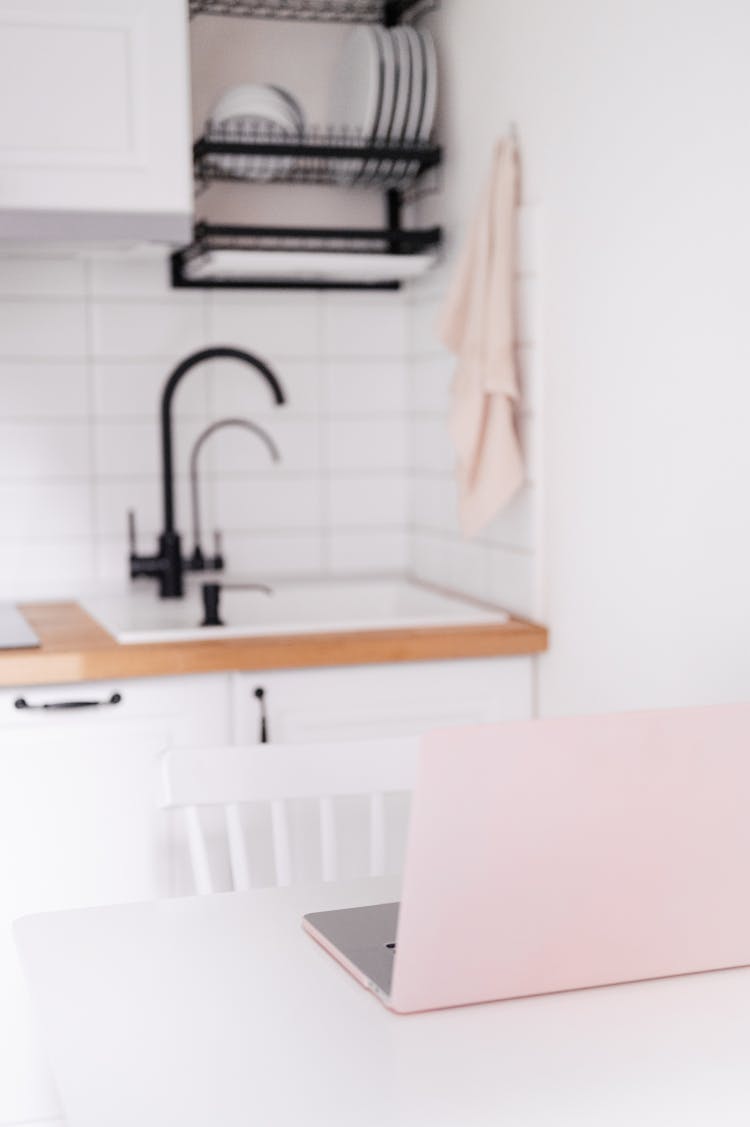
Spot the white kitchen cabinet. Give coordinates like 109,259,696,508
0,673,230,1127
231,658,534,745
0,0,192,243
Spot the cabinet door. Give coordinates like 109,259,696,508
0,674,232,1127
0,0,192,242
232,658,534,746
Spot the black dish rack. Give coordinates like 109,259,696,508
171,221,441,290
194,124,441,191
189,0,427,24
178,0,442,290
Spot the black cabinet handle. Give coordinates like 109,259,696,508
254,687,269,744
14,692,123,712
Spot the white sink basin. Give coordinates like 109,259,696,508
83,578,509,645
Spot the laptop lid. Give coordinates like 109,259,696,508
389,704,750,1013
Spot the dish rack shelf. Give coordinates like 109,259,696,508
194,125,441,190
171,221,442,291
189,0,425,24
183,0,441,289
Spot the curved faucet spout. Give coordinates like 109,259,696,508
161,347,285,538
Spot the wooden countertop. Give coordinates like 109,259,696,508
0,602,549,687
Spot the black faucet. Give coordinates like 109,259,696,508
129,347,285,599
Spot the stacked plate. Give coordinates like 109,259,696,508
328,24,437,184
206,83,305,181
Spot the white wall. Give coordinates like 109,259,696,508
0,253,410,596
423,0,750,715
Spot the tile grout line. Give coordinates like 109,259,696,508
83,258,98,585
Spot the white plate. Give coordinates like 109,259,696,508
402,26,426,142
184,249,438,284
364,25,397,181
417,28,438,142
208,84,303,180
211,84,300,129
388,27,413,180
328,27,383,181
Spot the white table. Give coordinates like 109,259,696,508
15,878,750,1127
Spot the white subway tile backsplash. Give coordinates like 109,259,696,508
94,478,162,538
324,360,408,415
323,294,407,359
209,417,320,474
412,353,453,414
91,300,206,359
93,420,205,478
221,531,324,577
93,361,209,418
328,475,408,528
0,423,91,479
209,357,320,417
412,417,452,472
208,297,320,360
482,485,538,552
329,530,408,573
88,256,173,298
95,475,195,542
412,473,457,534
487,546,536,618
92,421,160,477
0,541,94,597
0,362,88,418
0,300,87,358
0,482,92,539
213,476,323,532
93,537,132,585
410,297,444,359
327,417,408,471
0,257,87,298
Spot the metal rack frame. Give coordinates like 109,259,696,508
194,128,442,191
189,0,426,24
171,221,442,291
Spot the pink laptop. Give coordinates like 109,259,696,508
304,703,750,1013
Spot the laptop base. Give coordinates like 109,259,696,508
303,902,399,999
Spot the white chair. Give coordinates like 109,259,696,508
161,737,418,894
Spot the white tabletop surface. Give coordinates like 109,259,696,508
15,878,750,1127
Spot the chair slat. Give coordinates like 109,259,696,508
319,796,337,883
162,738,418,894
270,799,292,887
225,803,251,891
184,805,213,895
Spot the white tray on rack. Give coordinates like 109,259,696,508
183,248,438,284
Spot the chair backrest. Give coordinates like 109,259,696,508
162,738,419,894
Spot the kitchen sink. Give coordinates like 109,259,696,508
82,577,509,645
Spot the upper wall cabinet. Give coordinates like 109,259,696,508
0,0,193,243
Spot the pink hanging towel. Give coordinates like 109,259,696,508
439,137,524,537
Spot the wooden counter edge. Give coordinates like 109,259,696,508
0,602,549,688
